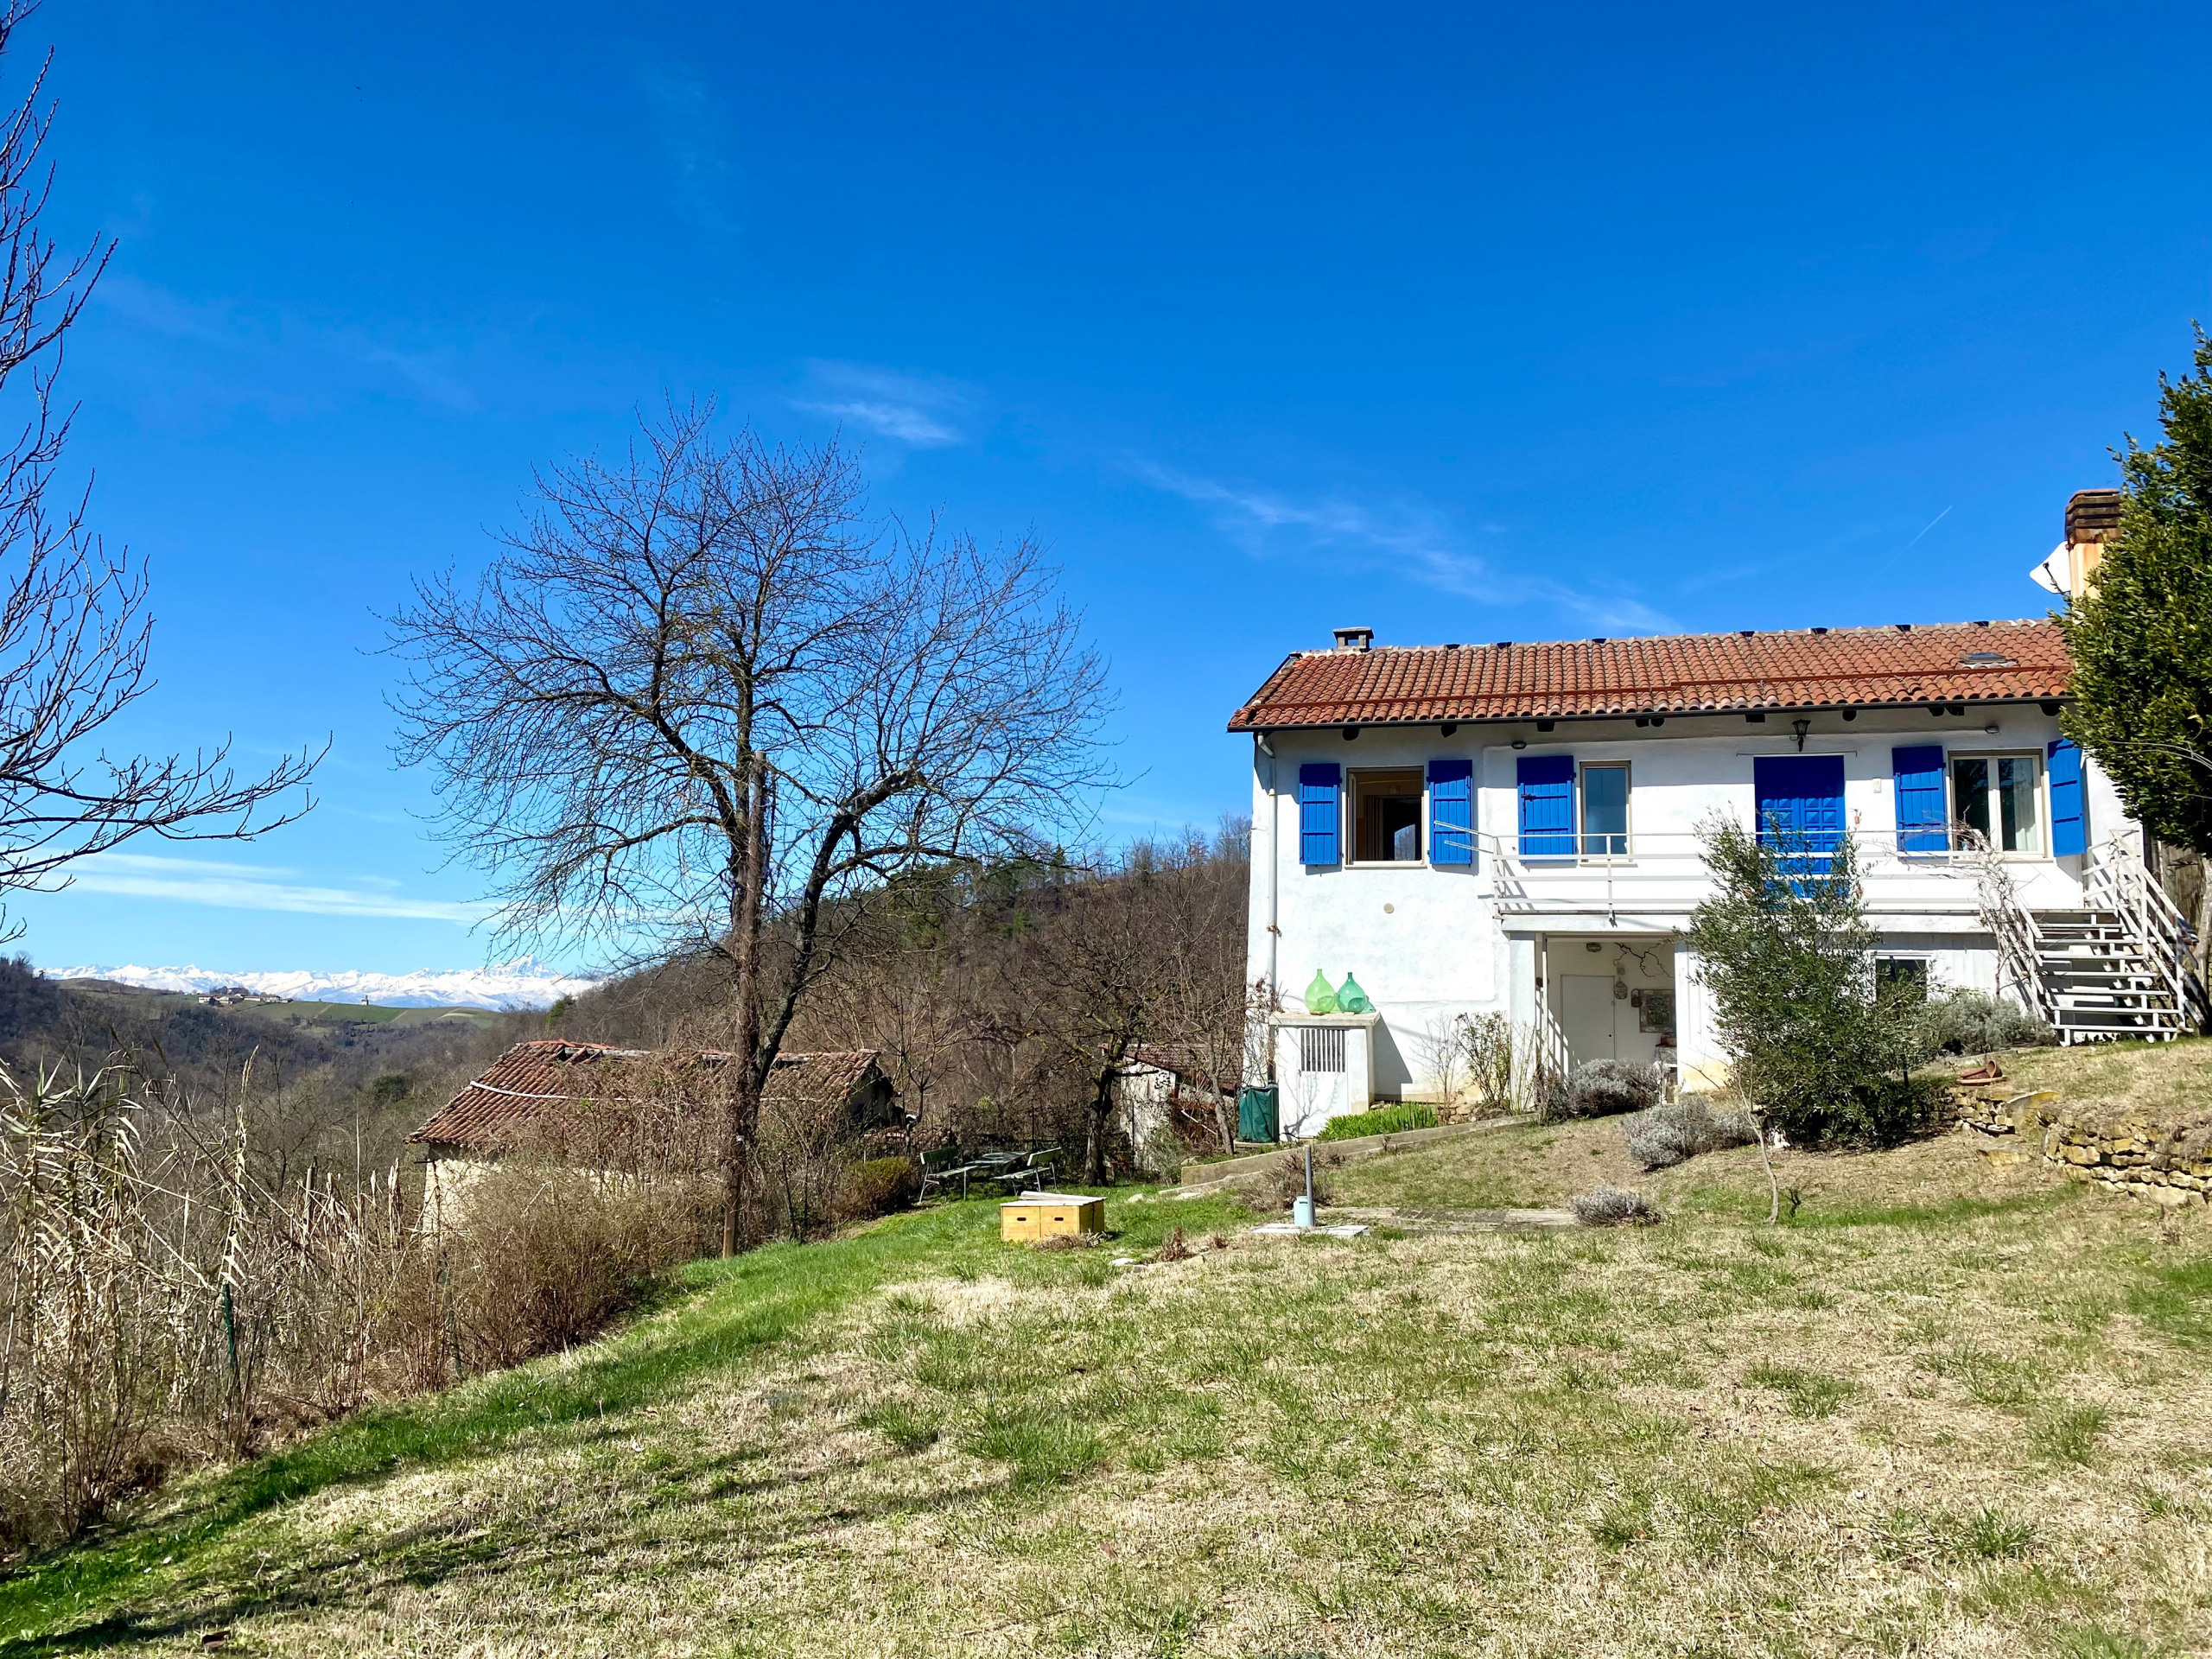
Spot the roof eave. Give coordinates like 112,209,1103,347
1227,691,2069,734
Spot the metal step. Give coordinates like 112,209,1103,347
2018,894,2200,1046
2054,1007,2185,1030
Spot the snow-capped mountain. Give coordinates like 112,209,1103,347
50,957,599,1012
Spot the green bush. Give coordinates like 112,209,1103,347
1550,1058,1662,1122
1916,988,2056,1056
1686,818,1937,1149
1824,1076,1952,1148
1316,1102,1440,1141
836,1155,921,1222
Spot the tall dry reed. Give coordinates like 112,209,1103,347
0,1055,716,1554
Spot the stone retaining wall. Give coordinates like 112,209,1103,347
1954,1083,2212,1208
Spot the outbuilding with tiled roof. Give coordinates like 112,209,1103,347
409,1039,895,1160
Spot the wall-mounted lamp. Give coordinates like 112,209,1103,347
1440,722,1459,737
1791,718,1812,752
1840,708,1858,722
1510,739,1528,750
1342,726,1359,741
1983,722,1999,734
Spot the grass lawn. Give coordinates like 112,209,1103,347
1975,1034,2212,1122
6,1071,2211,1656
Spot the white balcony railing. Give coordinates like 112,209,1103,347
1478,829,2063,922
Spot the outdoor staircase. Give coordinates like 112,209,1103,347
2024,907,2190,1043
1984,837,2207,1046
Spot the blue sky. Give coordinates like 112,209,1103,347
11,0,2212,976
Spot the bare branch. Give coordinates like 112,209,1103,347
386,402,1114,1248
0,8,320,931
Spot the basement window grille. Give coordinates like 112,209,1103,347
1300,1027,1347,1074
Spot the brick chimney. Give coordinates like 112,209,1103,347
2031,488,2122,601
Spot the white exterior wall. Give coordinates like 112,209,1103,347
1268,1014,1379,1135
1246,702,2134,1120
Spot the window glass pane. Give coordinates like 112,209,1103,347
1951,756,2039,852
1951,758,1990,844
1581,764,1628,856
1997,757,2039,852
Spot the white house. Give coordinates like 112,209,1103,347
1232,586,2198,1138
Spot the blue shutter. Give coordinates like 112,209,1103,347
1428,759,1473,866
1754,755,1846,878
1891,745,1947,852
1517,755,1575,858
1298,763,1341,866
2049,738,2085,856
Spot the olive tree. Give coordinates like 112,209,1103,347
1685,816,1931,1210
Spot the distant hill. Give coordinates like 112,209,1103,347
0,958,535,1172
48,957,597,1011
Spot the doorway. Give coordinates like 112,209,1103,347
1542,934,1679,1071
1560,974,1638,1065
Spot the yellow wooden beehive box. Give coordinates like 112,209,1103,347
1000,1192,1104,1242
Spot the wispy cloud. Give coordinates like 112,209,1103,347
791,360,969,448
56,852,489,925
636,65,738,240
97,276,477,413
1135,461,1675,633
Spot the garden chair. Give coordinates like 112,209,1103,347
918,1148,982,1201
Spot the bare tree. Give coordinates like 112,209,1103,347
0,9,319,929
994,860,1158,1185
1138,822,1249,1154
1005,830,1246,1182
387,406,1109,1251
787,886,976,1143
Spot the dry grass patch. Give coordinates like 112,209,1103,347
1983,1034,2212,1122
6,1145,2210,1657
1327,1115,1649,1209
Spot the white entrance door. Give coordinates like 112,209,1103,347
1560,974,1620,1066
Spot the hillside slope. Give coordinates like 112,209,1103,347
6,1043,2209,1657
0,961,531,1170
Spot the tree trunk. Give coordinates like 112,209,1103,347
721,756,770,1257
1083,1064,1116,1185
1750,1102,1781,1226
2195,874,2212,1035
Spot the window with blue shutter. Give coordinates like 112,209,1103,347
1298,763,1341,866
1891,745,1947,853
2048,738,2085,856
1516,755,1575,859
1754,754,1846,879
1428,759,1473,866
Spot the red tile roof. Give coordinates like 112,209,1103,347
1227,620,2069,731
408,1039,885,1154
1123,1043,1239,1096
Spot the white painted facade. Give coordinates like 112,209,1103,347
1245,700,2134,1126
